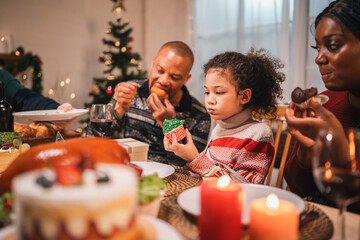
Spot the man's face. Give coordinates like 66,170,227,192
148,47,192,99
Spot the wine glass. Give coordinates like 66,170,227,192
90,104,113,137
312,128,360,240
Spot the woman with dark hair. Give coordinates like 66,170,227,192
284,0,360,213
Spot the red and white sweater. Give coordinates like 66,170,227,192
187,109,274,184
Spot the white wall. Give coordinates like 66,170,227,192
0,0,189,108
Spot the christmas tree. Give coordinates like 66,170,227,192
85,0,147,112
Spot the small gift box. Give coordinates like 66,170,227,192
163,119,186,144
115,138,149,162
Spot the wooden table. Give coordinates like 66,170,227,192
160,166,360,240
313,203,359,240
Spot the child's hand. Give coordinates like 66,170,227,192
164,129,199,162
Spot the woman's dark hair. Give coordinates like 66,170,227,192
203,48,285,117
314,0,360,40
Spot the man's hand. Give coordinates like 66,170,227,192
114,82,138,119
147,93,176,127
163,129,199,161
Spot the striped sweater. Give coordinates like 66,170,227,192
187,108,274,184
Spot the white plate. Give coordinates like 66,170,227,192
146,215,182,240
13,109,88,121
177,183,305,224
133,162,175,178
0,216,182,240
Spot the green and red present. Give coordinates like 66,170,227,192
163,119,186,144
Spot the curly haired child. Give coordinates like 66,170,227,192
164,48,285,184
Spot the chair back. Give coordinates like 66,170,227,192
253,106,292,188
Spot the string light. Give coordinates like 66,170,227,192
130,58,136,63
105,28,112,34
121,47,126,52
70,93,76,99
60,81,65,87
15,50,21,56
48,89,54,95
107,74,115,80
115,41,120,47
65,78,71,84
22,74,27,80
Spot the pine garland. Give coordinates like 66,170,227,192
5,52,43,94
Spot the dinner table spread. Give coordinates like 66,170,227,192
160,165,360,240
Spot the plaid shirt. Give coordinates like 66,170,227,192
89,79,211,166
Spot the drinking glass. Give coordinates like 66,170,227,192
90,104,113,137
312,129,360,240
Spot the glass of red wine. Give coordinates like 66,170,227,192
312,128,360,240
90,104,113,137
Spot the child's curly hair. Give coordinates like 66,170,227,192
203,48,285,117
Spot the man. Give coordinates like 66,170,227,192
91,41,211,166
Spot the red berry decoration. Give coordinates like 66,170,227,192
126,49,132,55
106,86,113,95
3,199,12,210
54,164,82,186
128,36,133,42
98,56,105,62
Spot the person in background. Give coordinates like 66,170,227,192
164,49,285,184
284,0,360,213
0,69,73,129
0,69,72,112
88,41,211,166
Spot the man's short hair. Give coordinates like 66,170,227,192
159,41,194,67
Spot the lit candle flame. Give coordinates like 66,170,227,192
324,161,333,181
216,175,231,189
266,194,279,210
349,129,357,171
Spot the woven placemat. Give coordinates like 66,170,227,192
299,202,334,240
158,168,334,240
159,166,201,240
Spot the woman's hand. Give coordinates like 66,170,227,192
286,98,343,147
163,129,199,162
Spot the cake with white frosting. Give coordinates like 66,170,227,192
12,164,140,240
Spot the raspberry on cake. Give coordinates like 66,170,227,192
163,119,186,144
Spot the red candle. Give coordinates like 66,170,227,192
199,176,243,240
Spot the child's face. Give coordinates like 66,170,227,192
204,69,244,120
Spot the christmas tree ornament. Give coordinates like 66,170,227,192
106,86,113,95
107,74,116,81
128,36,133,42
126,49,132,55
90,83,100,95
98,56,105,62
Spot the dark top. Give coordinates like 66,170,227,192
0,70,59,112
